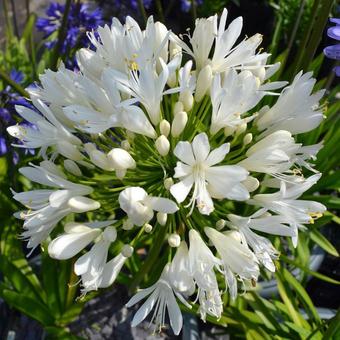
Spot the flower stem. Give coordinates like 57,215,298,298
0,68,29,98
137,0,148,26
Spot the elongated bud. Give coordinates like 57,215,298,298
40,160,66,178
160,119,171,137
242,176,259,192
179,89,193,111
68,196,100,213
155,135,170,156
243,133,253,145
122,244,134,257
173,101,184,116
155,22,169,62
164,177,174,190
236,123,247,135
216,219,226,230
172,111,188,137
123,219,134,230
107,148,136,170
102,226,117,242
167,72,177,88
170,40,182,59
157,212,167,226
64,159,82,176
144,223,153,233
57,141,83,161
168,233,181,247
121,140,130,151
195,65,212,102
224,126,236,137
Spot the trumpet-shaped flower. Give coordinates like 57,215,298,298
170,133,249,214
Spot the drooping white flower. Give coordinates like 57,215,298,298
170,133,249,215
187,229,222,321
119,187,178,226
12,162,99,252
204,227,260,299
126,264,188,335
250,174,326,246
7,99,81,159
256,72,325,136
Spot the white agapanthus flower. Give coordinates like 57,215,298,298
8,8,327,335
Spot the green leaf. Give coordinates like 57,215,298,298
310,230,339,257
2,290,55,326
21,13,36,42
323,309,340,339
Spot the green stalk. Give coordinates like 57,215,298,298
137,0,148,26
190,0,197,26
155,0,165,23
0,68,29,97
9,0,19,37
2,0,13,39
50,0,73,71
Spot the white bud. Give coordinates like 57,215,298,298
57,141,83,161
171,111,188,137
242,176,260,192
123,219,134,230
144,223,153,233
67,196,100,213
121,140,130,151
84,142,96,153
216,219,226,230
115,168,127,180
243,133,253,145
164,177,174,190
89,150,112,171
195,65,212,102
107,148,136,170
236,123,247,135
159,119,171,137
157,212,167,226
168,234,181,247
40,160,66,178
169,40,182,59
179,89,194,111
167,72,177,88
224,126,236,137
102,226,117,242
155,135,170,156
64,159,82,176
122,244,134,258
173,101,184,116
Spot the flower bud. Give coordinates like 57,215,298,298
236,123,247,136
159,119,171,137
164,177,174,190
121,140,130,151
64,159,82,177
102,226,117,242
122,244,134,258
155,22,169,63
242,176,260,192
225,230,242,243
216,219,226,230
40,160,66,178
195,65,212,102
157,212,167,226
173,101,184,116
179,89,193,111
168,233,181,247
243,133,253,145
89,150,112,171
68,196,100,213
171,111,188,137
107,148,136,170
144,223,153,233
155,135,170,156
224,126,236,137
115,168,127,180
169,40,182,59
167,72,177,88
123,219,134,230
57,141,83,161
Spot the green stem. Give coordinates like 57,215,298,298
2,0,13,39
9,0,19,37
137,0,148,26
190,0,197,26
155,0,165,23
50,0,73,71
65,258,78,308
0,68,29,97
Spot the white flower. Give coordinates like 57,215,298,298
204,227,260,300
126,264,188,335
12,162,99,252
187,229,222,320
256,72,325,136
7,99,81,159
250,174,326,246
210,70,264,135
119,187,178,226
170,133,249,215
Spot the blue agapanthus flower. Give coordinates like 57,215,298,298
324,18,340,76
36,2,104,53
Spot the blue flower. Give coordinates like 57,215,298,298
324,18,340,76
180,0,203,13
36,2,104,53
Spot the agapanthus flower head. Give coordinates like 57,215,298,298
324,18,340,76
8,9,327,335
36,2,104,53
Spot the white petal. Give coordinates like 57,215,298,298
205,143,230,166
147,197,178,213
167,291,183,335
174,141,195,165
192,133,210,162
170,175,194,203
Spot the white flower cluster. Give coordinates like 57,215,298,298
8,9,326,335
